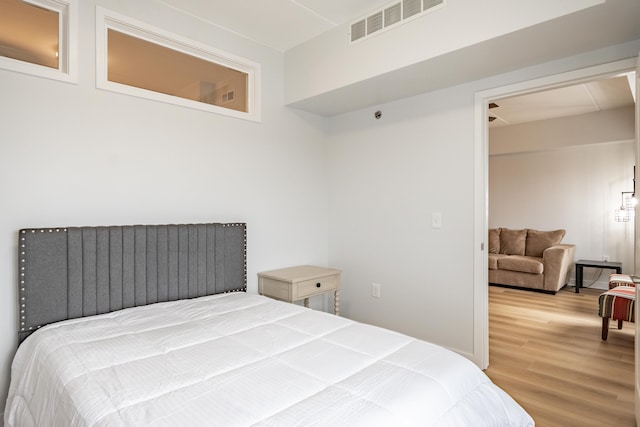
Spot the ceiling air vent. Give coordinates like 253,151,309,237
350,19,366,42
367,11,383,35
349,0,446,44
423,0,444,9
384,3,401,28
403,0,421,19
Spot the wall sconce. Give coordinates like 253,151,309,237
615,166,636,222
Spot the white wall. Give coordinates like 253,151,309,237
489,107,636,288
0,0,329,411
326,42,640,359
327,85,476,353
490,107,635,156
490,142,635,288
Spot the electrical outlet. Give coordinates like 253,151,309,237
603,255,609,262
372,283,381,298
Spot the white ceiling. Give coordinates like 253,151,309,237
489,75,636,128
157,0,391,51
157,0,639,122
3,0,637,120
155,0,640,117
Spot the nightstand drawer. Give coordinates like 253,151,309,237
296,276,338,299
259,277,292,301
258,265,342,315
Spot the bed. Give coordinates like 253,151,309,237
5,223,534,426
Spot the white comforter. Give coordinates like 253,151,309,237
5,292,534,427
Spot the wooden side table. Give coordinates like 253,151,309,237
258,265,341,315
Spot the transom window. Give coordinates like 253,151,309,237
97,8,261,122
0,0,77,82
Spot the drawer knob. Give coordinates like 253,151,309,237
316,282,321,288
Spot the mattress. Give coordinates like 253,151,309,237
5,292,534,426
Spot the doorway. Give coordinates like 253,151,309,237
473,57,638,369
489,76,635,290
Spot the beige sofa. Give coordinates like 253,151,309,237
488,228,576,294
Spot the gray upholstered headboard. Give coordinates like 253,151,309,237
17,223,246,343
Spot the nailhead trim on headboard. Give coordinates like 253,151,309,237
222,223,248,294
19,228,69,332
18,223,247,342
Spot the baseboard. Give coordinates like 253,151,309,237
568,278,609,291
489,283,557,294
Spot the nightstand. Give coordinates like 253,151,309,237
258,265,341,315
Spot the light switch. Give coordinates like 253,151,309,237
372,283,381,298
432,212,442,229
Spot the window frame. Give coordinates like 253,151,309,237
96,7,261,122
0,0,78,83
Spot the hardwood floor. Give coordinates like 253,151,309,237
485,285,635,427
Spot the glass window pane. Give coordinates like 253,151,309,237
0,0,59,69
107,29,248,113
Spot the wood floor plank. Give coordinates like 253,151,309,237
485,286,635,427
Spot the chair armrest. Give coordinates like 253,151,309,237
542,244,576,291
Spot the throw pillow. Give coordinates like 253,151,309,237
499,228,527,256
525,229,566,257
488,228,500,254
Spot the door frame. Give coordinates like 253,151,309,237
634,52,639,426
473,57,638,369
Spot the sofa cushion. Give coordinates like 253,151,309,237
488,253,508,270
488,228,500,254
498,256,544,275
499,228,527,255
525,229,565,257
